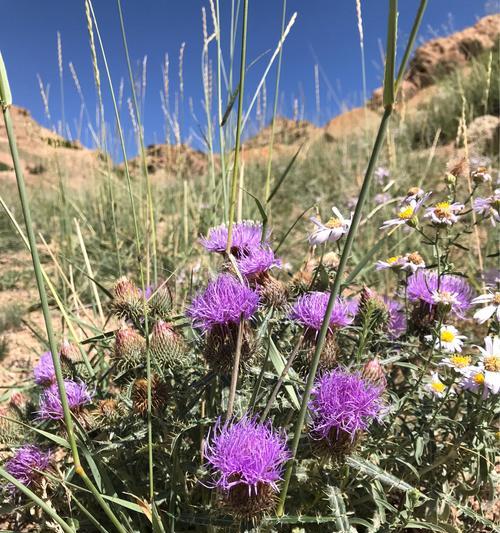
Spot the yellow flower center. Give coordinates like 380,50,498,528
325,217,342,229
387,256,401,264
440,330,455,343
449,355,471,368
494,292,500,305
398,206,414,220
434,201,453,219
484,356,500,372
474,373,485,385
431,382,446,393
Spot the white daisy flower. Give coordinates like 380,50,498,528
439,354,473,372
380,193,430,231
375,255,407,270
471,289,500,324
308,207,352,245
424,201,464,226
477,336,500,395
459,365,488,396
425,324,466,353
425,372,448,398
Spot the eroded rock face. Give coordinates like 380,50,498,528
467,115,500,155
370,14,500,109
408,14,499,88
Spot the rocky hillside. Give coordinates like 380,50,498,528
0,14,498,187
0,106,99,187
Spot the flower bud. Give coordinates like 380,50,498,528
148,286,173,319
59,339,80,363
113,326,146,373
131,375,168,416
361,358,387,390
357,287,389,332
93,398,124,427
150,320,186,369
111,277,144,321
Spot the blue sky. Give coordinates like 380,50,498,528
0,1,496,154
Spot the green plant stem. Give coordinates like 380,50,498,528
0,467,76,533
0,55,126,533
226,0,249,253
215,0,228,221
117,0,157,285
276,105,394,516
264,0,287,203
226,317,244,419
394,0,428,94
275,0,423,514
115,0,155,502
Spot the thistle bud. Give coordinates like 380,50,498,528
148,286,173,319
59,339,80,363
93,398,124,427
0,404,25,446
357,287,389,332
113,326,146,373
362,358,387,390
150,320,185,369
258,276,289,310
111,277,144,321
131,375,168,416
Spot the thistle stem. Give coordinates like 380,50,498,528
0,53,126,533
226,317,244,419
226,0,249,254
277,0,429,515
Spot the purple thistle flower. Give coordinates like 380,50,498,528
38,380,92,420
407,270,473,317
309,369,385,442
290,292,353,331
237,246,281,277
4,445,51,491
187,274,259,332
33,351,56,387
200,221,269,255
383,297,407,339
204,417,290,494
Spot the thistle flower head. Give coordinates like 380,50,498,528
4,445,51,491
33,351,56,387
38,380,92,420
407,270,473,317
204,417,290,495
200,220,268,256
187,274,259,332
236,245,281,278
290,292,353,331
308,369,385,443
